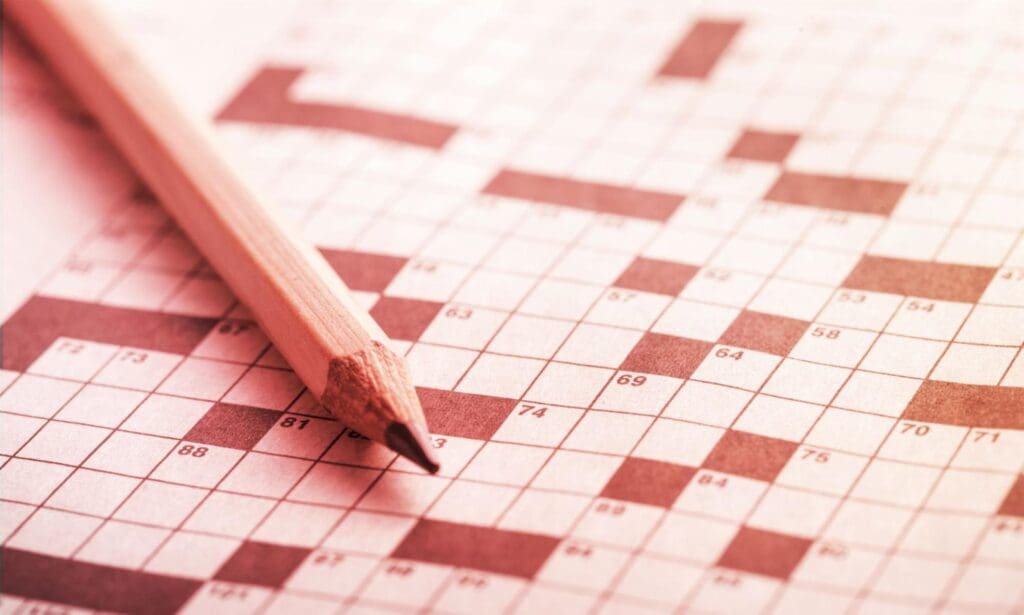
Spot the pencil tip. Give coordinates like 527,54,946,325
384,421,440,473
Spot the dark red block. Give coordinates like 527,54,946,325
482,169,684,222
392,519,559,578
717,526,812,579
765,171,907,216
416,388,517,440
727,129,799,163
601,457,696,508
2,548,200,614
319,249,408,293
843,255,997,303
183,402,280,450
703,430,798,482
217,66,457,149
369,297,443,341
620,333,713,379
998,474,1024,517
659,19,744,79
614,257,699,296
1,295,218,372
719,310,809,357
904,382,1024,430
214,541,312,587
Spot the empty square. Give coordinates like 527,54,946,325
223,367,305,410
0,412,45,455
900,510,989,557
825,501,912,549
358,472,449,515
56,384,145,428
833,371,921,417
487,314,573,359
498,489,591,536
322,510,417,555
405,343,477,389
525,362,613,408
20,421,110,465
0,374,81,418
121,394,212,438
647,512,738,563
184,491,276,538
452,270,535,311
456,353,545,398
251,502,344,547
7,507,100,557
633,419,724,466
806,408,894,455
84,431,176,477
115,480,207,527
288,462,379,507
550,247,633,285
956,305,1024,345
926,469,1017,514
748,279,835,321
219,452,312,498
733,395,823,442
520,279,605,321
850,458,940,507
652,299,740,342
145,531,240,579
860,334,947,378
427,480,519,526
76,521,168,568
930,344,1016,385
747,485,839,538
663,380,752,427
531,450,623,495
48,468,139,516
562,411,652,455
0,458,73,504
461,442,551,486
158,358,247,400
554,324,643,368
762,359,850,404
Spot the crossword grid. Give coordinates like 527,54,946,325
2,0,1023,613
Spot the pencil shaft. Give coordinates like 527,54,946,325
8,0,435,467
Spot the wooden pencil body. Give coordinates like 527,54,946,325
7,0,427,448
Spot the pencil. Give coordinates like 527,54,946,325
7,0,440,473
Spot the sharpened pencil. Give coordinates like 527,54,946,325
7,0,440,473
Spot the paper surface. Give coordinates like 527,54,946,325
2,1,1023,613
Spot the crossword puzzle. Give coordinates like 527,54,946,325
2,1,1023,613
